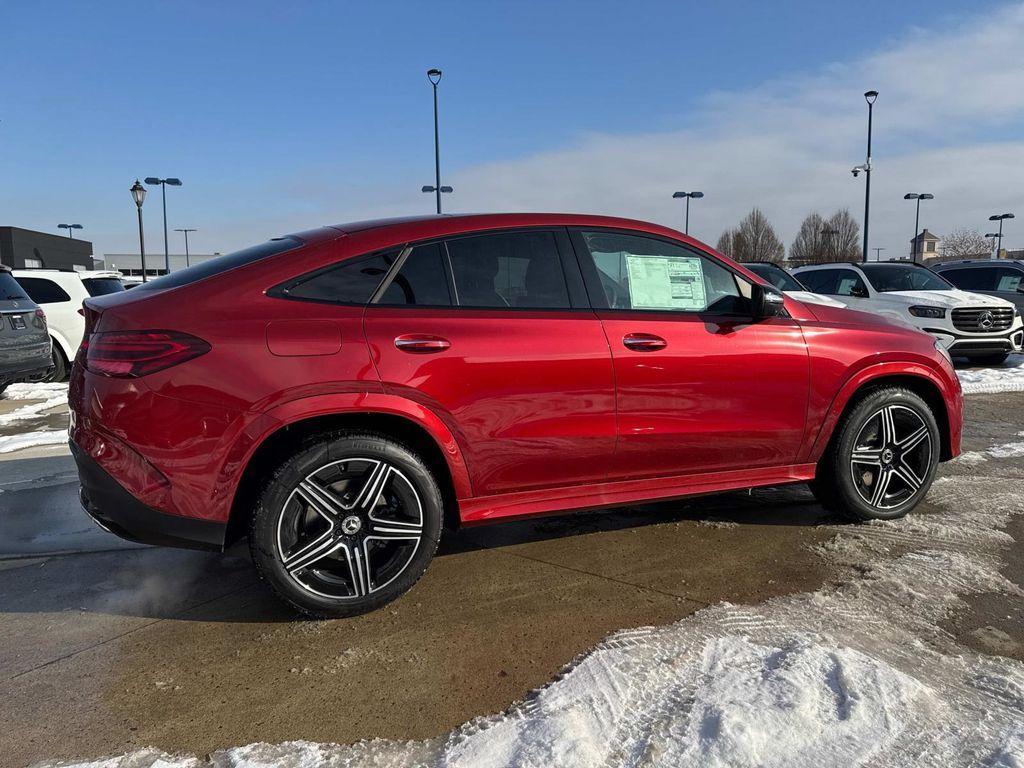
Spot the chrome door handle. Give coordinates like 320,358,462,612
622,333,667,351
394,334,451,353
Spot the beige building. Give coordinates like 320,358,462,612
910,229,940,261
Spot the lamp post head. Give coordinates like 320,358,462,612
130,180,147,208
673,191,704,199
920,193,934,200
422,185,453,194
427,68,442,85
904,193,919,200
864,90,878,104
165,178,182,186
144,177,160,185
985,233,1000,238
990,213,1015,221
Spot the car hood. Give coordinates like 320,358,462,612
785,290,847,309
879,289,1014,308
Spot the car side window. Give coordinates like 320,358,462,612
285,250,398,304
942,267,996,291
378,243,452,306
834,270,868,297
800,269,867,297
445,231,571,309
15,277,71,304
580,231,744,314
996,268,1023,292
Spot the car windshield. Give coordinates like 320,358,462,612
82,277,126,297
745,263,804,292
860,264,953,292
0,271,30,301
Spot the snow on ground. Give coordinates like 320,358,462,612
49,473,1024,767
0,382,68,427
0,430,68,454
956,354,1024,394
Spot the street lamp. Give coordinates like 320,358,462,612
174,228,197,268
130,180,149,283
422,68,452,214
988,213,1014,259
855,90,878,263
821,226,840,262
671,191,704,235
903,193,934,262
58,224,83,239
873,247,886,261
984,233,1000,259
144,177,182,274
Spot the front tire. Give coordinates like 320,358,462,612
249,431,443,618
812,387,939,521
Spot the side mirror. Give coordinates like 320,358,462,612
752,283,787,318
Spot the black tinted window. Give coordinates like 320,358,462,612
746,263,803,291
446,232,570,309
0,272,30,301
136,237,301,291
799,269,867,297
286,251,397,303
82,278,125,297
942,267,996,291
860,264,950,292
379,243,452,306
15,277,70,303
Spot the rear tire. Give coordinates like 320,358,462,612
44,343,68,382
967,352,1009,366
811,387,939,521
249,431,443,618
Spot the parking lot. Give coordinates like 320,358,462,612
1,367,1023,765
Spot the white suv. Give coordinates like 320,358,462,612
12,269,125,380
793,261,1024,364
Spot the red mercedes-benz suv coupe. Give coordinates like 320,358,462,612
70,214,962,617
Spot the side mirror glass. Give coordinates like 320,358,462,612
753,283,787,318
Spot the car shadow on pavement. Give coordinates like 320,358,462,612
0,481,837,624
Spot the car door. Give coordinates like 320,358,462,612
363,229,617,497
570,228,810,480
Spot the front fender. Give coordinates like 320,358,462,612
804,359,962,463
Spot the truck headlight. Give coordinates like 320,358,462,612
909,305,946,319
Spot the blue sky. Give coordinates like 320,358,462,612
1,1,1020,258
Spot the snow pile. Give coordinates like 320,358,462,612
957,354,1024,394
50,473,1024,768
1,381,69,401
0,383,68,426
0,430,68,454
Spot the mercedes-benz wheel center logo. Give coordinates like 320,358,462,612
979,311,994,330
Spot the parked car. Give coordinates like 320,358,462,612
793,261,1024,364
742,262,847,309
932,259,1024,313
0,265,52,396
71,214,963,617
13,269,125,381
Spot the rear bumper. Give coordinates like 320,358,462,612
0,352,53,383
73,441,226,551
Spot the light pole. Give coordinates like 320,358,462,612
903,193,934,262
671,191,704,235
853,90,878,263
985,233,1001,259
144,177,182,274
174,228,197,268
421,69,452,213
821,226,840,262
873,247,886,261
58,224,83,239
130,180,149,283
988,213,1014,259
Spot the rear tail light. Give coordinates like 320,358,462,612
84,331,211,377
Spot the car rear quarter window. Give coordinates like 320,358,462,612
15,277,71,303
446,231,571,309
0,272,31,301
284,250,399,304
82,277,126,297
800,268,867,297
378,243,452,306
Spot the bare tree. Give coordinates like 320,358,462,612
941,228,990,260
826,208,861,262
788,209,861,265
789,212,827,265
721,209,784,263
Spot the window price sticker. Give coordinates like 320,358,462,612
625,255,706,310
